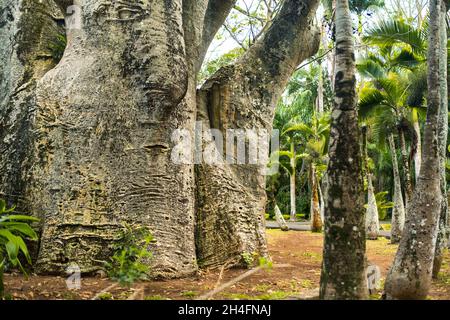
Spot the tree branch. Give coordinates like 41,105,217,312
200,0,237,61
242,0,321,86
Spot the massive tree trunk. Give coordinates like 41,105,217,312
388,134,406,244
384,0,443,300
0,0,63,208
319,0,368,300
1,0,320,276
196,0,320,268
433,0,449,279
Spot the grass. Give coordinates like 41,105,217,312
181,290,198,298
97,292,113,300
145,295,168,300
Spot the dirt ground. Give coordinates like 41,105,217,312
3,229,450,300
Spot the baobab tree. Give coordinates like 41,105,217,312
320,0,368,299
0,0,320,276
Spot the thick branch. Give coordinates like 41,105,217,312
242,0,321,88
200,0,237,61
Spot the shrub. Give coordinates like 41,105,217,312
104,223,153,286
0,199,39,299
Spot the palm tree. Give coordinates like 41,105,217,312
362,17,428,186
320,0,368,300
283,113,331,232
357,59,417,206
358,76,409,242
385,0,444,300
361,125,380,240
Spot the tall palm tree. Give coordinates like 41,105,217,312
283,113,331,232
362,17,428,185
361,125,380,240
385,0,444,300
357,58,418,206
320,0,368,300
272,91,315,221
358,76,409,242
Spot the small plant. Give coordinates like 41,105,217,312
48,33,67,62
241,252,254,267
258,257,273,270
104,223,153,287
97,292,113,300
0,199,39,299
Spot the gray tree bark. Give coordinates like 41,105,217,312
1,0,321,276
319,0,368,300
384,0,443,300
0,0,63,208
432,0,449,279
388,134,406,244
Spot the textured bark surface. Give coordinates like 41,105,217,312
319,0,368,300
433,0,449,279
30,0,199,277
0,0,235,277
0,0,62,208
385,0,443,299
398,129,413,206
1,0,321,277
196,0,321,268
388,134,405,244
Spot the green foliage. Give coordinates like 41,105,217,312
181,291,197,298
48,33,67,62
258,257,273,270
375,191,394,220
198,47,244,84
97,292,113,300
104,223,153,286
0,199,39,299
241,252,255,267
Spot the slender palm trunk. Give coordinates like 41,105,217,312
274,204,289,231
319,178,325,222
398,128,414,205
320,0,368,300
363,126,380,240
433,0,449,278
290,142,297,222
388,134,406,244
385,0,443,299
311,165,323,232
366,175,380,240
412,110,422,182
